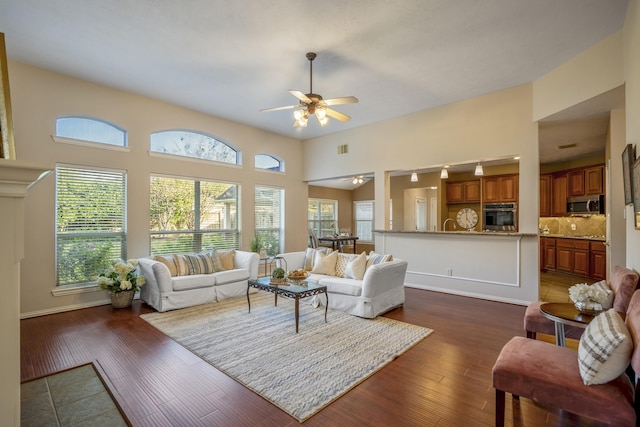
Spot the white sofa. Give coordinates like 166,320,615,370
138,250,259,312
276,251,407,318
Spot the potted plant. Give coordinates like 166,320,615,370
97,259,146,308
271,267,286,285
249,235,267,257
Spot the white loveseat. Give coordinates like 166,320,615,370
138,250,259,312
276,250,407,318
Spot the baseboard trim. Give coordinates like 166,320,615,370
404,283,530,306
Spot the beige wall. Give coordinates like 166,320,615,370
10,61,308,316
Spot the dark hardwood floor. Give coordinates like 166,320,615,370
21,288,606,426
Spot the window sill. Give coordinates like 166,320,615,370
51,283,103,297
51,135,130,152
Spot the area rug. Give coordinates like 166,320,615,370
140,292,433,422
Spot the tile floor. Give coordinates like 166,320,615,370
539,270,591,302
21,364,127,427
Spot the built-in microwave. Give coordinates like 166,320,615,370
566,195,604,215
483,203,517,232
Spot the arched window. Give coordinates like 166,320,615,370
255,154,284,172
55,116,127,146
150,130,238,164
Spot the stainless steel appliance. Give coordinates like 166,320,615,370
566,195,604,215
483,203,517,232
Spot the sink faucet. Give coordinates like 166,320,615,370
443,218,456,231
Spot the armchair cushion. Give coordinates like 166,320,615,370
578,309,632,385
609,265,640,313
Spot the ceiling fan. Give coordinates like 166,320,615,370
260,52,358,128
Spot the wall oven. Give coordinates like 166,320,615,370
483,203,517,232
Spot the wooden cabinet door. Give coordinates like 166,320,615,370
568,170,585,196
544,243,556,270
446,182,464,203
585,165,604,195
573,250,590,276
464,180,481,202
499,175,518,202
590,241,606,280
552,173,568,216
482,177,499,203
539,174,552,217
556,247,572,272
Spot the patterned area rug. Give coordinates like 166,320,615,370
140,291,433,422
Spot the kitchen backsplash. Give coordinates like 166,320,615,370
539,215,606,238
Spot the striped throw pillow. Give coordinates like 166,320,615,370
184,253,216,275
578,309,632,385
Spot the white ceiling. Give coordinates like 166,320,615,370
0,0,628,176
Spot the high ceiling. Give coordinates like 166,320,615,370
0,0,628,162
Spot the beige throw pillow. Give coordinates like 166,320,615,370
578,309,632,385
303,247,317,271
591,280,614,310
335,253,354,278
366,251,393,270
218,249,236,270
311,250,338,276
209,250,226,271
154,255,178,277
172,254,190,276
345,252,367,280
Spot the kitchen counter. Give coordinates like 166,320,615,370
375,229,538,237
540,234,606,241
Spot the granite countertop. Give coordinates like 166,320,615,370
540,233,606,241
374,229,538,237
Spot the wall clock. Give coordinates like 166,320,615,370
456,208,478,231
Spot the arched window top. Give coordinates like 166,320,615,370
255,154,284,172
55,116,127,146
150,129,239,165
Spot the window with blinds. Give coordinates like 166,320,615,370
354,201,374,242
150,176,239,255
56,166,127,286
255,186,284,256
308,199,338,237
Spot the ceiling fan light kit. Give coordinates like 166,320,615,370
261,52,358,128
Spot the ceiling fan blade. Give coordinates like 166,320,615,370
289,90,312,104
325,108,351,122
260,104,299,112
320,96,359,106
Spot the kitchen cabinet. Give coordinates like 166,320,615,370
446,180,480,204
539,174,552,217
551,173,568,216
567,164,605,198
540,237,556,271
556,239,589,276
590,241,607,280
482,174,518,203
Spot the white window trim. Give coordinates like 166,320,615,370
148,150,244,168
51,135,130,152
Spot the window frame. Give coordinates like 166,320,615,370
354,200,375,243
255,154,285,172
52,116,129,151
54,164,127,289
308,198,338,238
255,185,285,256
149,174,240,255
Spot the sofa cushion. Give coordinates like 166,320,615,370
172,274,216,291
609,266,640,313
578,309,632,385
219,249,236,270
154,255,178,277
335,253,356,277
214,268,250,286
345,252,367,280
312,250,338,276
173,254,190,276
184,253,216,275
318,276,363,297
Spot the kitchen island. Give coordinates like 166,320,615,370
375,229,539,305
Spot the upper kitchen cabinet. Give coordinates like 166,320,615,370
482,174,518,203
568,165,604,197
446,179,481,204
540,174,552,217
551,172,568,216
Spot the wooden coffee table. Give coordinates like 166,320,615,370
539,302,597,347
247,277,328,333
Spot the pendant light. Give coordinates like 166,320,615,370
410,171,418,182
474,163,484,176
440,167,449,179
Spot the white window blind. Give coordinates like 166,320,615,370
354,201,374,241
56,166,127,286
150,176,239,255
255,186,284,256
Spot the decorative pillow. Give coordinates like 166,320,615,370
154,255,178,277
591,280,614,310
578,309,632,385
345,252,367,280
209,250,226,271
366,251,393,270
311,250,338,276
218,249,236,270
172,254,190,276
184,253,215,275
335,253,355,278
303,247,317,271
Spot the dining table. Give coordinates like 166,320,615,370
317,235,359,253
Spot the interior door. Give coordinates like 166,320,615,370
415,197,426,231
